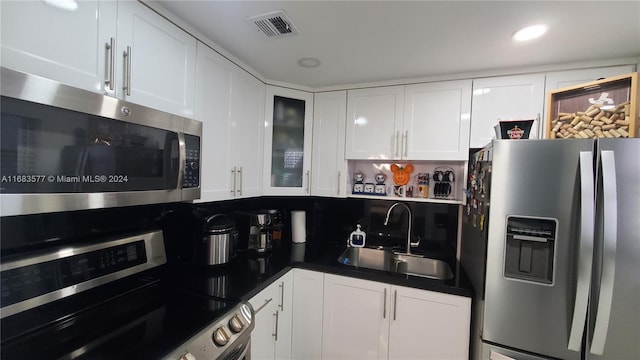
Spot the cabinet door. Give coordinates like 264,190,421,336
291,269,324,360
470,74,545,148
388,286,471,359
543,65,635,136
274,271,293,360
311,91,347,197
0,1,116,95
116,0,196,117
322,274,390,360
403,80,472,160
230,69,265,198
251,296,278,360
195,42,233,202
346,86,405,160
263,86,314,196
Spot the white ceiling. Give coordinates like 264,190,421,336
155,0,640,88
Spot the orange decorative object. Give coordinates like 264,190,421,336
390,164,414,185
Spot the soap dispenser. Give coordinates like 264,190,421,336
348,224,366,248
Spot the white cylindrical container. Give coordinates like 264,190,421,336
291,210,306,243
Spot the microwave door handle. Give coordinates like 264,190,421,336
177,132,186,190
567,151,595,351
590,150,618,355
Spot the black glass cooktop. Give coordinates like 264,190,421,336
0,278,234,360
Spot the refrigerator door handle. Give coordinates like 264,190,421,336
567,151,595,351
590,150,618,355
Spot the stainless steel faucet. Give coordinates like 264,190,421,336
384,202,414,255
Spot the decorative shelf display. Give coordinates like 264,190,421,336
346,160,467,204
546,72,638,139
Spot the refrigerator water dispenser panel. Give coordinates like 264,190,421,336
504,216,557,284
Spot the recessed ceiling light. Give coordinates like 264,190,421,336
43,0,78,11
297,58,321,68
513,24,547,42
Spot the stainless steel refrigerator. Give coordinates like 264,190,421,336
461,139,640,360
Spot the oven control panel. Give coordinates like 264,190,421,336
166,302,254,360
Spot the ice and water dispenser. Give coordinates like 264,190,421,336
504,216,557,284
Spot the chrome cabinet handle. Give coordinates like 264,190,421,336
231,167,237,195
305,170,310,193
393,290,398,321
122,46,132,96
255,297,273,314
238,166,243,196
590,150,618,355
337,171,341,195
403,130,408,157
568,151,595,351
273,310,279,341
105,37,115,91
383,288,387,319
278,282,284,311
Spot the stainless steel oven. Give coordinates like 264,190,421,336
0,230,254,360
0,68,202,216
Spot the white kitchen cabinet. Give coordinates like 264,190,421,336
311,91,348,197
291,269,324,360
0,1,196,118
321,274,471,360
195,43,264,202
195,42,233,202
116,0,196,117
249,271,293,360
388,285,471,360
470,74,545,148
263,86,314,196
229,68,265,199
346,86,405,160
403,80,472,160
542,65,635,136
0,0,117,95
322,274,390,360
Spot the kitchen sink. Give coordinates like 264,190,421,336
337,247,453,280
338,246,394,272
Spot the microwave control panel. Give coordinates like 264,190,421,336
183,134,200,188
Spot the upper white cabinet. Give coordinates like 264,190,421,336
195,42,264,202
470,74,545,148
403,80,472,160
346,86,405,160
116,1,196,117
346,82,471,161
1,1,117,94
311,91,348,197
263,86,314,196
291,269,324,360
0,1,196,118
322,274,390,360
230,69,265,199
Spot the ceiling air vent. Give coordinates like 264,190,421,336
247,10,299,39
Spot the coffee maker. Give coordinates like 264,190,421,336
235,210,281,254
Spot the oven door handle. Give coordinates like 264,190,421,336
177,132,186,189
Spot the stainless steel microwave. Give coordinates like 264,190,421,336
0,68,201,216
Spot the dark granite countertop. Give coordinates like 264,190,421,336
168,239,473,302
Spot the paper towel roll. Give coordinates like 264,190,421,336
291,210,306,243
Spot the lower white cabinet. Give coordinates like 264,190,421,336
388,286,471,360
322,274,390,360
249,271,293,360
291,269,325,360
322,273,471,360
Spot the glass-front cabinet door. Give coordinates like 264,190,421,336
263,86,313,195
